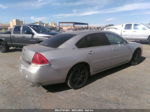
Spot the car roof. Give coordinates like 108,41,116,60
61,30,111,35
28,24,42,26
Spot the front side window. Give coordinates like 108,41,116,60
13,26,21,34
124,24,132,30
40,34,75,48
22,26,33,34
76,33,110,48
106,33,127,45
29,25,50,34
134,24,148,30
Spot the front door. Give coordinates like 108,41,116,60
22,26,39,45
132,24,149,40
105,32,132,66
87,46,114,73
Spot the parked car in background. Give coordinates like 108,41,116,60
20,31,142,89
29,25,58,36
0,25,59,53
104,23,150,43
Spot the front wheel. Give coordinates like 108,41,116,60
130,49,142,65
0,41,9,53
67,64,89,89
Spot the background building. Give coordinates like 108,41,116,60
33,21,44,26
59,22,89,31
50,22,57,28
0,24,9,32
9,19,23,29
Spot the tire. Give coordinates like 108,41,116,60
130,49,142,65
67,64,89,89
0,41,9,53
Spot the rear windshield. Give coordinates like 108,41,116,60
40,34,75,48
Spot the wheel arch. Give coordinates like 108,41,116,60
0,39,9,53
131,47,142,59
0,39,8,46
134,47,142,53
65,62,91,82
129,47,142,65
0,38,5,42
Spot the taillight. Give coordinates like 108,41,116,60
32,52,48,65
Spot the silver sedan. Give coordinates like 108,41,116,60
20,31,142,89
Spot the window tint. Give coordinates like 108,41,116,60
124,24,132,30
76,37,89,48
29,25,50,34
134,24,147,30
76,33,110,48
40,34,75,48
13,26,21,34
106,33,127,45
22,26,33,34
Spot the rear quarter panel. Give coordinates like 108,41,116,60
42,48,90,81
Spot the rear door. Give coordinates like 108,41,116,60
12,26,39,46
76,33,114,73
11,26,23,47
105,32,132,66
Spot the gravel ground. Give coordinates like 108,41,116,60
0,45,150,109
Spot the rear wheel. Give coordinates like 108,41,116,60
130,49,142,65
0,41,9,53
67,64,89,89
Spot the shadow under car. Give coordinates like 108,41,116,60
43,56,145,92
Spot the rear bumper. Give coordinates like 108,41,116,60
20,62,67,86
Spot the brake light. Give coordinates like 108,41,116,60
32,52,48,65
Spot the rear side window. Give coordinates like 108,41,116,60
40,34,75,48
124,24,132,30
76,33,110,48
13,26,21,34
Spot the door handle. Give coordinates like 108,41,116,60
112,46,118,50
88,50,94,55
30,40,36,41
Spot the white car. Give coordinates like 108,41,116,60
104,23,150,43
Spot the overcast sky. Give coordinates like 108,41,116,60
0,0,150,25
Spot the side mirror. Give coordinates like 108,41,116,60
30,32,34,38
31,32,34,36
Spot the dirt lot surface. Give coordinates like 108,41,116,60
0,45,150,109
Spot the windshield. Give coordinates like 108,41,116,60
40,34,76,48
29,25,50,34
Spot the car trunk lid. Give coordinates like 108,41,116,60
22,44,55,65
